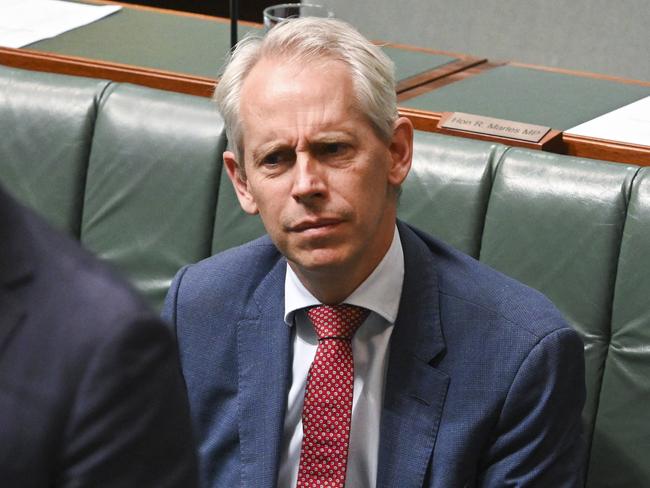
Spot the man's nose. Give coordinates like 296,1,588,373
291,153,327,202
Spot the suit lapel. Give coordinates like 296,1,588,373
378,222,450,488
237,257,292,488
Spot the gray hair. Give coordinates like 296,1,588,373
213,17,398,167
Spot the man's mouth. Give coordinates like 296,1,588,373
289,218,342,233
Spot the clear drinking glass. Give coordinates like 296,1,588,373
263,3,335,31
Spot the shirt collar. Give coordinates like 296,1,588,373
284,225,404,325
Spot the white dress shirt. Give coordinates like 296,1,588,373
278,226,405,488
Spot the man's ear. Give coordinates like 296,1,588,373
387,116,413,187
223,151,259,215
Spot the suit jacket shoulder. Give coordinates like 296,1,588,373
407,223,571,340
381,222,585,488
165,234,283,325
0,187,198,488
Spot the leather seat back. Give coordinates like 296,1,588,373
479,149,638,467
587,167,650,487
399,131,507,257
0,65,109,236
80,83,225,309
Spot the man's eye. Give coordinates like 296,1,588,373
319,143,348,157
262,150,293,166
262,154,279,165
324,143,341,154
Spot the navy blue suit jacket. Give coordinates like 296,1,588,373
163,221,585,488
0,186,198,487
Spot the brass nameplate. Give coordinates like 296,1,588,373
440,112,551,143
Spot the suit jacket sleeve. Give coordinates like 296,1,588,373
478,327,586,487
57,314,198,488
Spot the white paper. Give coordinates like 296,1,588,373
566,96,650,146
0,0,121,48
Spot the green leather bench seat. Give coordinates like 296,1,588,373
398,131,507,257
588,170,650,486
479,150,638,469
1,65,649,488
80,83,226,307
0,67,110,236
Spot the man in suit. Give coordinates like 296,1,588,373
0,183,198,487
163,18,585,487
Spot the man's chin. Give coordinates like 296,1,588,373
286,247,350,275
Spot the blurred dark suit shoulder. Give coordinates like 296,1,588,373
0,185,198,488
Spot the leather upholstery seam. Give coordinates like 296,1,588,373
476,145,513,260
77,80,118,241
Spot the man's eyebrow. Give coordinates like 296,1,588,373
310,131,356,143
251,142,290,161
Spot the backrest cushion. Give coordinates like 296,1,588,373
0,66,109,236
80,84,225,310
479,148,638,460
587,167,650,487
399,131,507,257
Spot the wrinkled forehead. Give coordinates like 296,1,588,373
241,57,361,136
244,53,350,94
239,55,361,124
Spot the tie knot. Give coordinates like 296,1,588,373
307,304,369,341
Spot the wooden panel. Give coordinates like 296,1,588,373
397,106,650,165
5,1,645,165
562,134,650,166
398,108,564,152
398,62,650,165
0,47,217,97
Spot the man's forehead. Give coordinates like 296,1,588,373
239,57,356,122
242,55,349,97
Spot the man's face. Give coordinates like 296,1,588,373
224,56,412,294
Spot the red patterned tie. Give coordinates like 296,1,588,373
296,304,370,488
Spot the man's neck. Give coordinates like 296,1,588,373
289,266,368,305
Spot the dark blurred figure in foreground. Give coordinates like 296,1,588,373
0,183,197,487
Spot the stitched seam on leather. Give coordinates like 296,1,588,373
77,80,117,242
476,145,513,261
